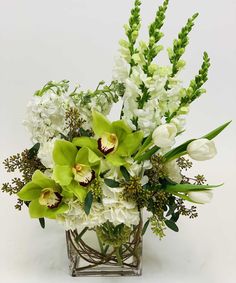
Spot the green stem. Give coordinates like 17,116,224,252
115,246,123,266
96,231,105,255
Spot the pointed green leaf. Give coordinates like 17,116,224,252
84,191,93,215
166,183,222,193
29,143,40,158
17,182,42,201
104,178,120,188
92,111,111,136
202,121,231,140
32,170,56,188
53,140,77,166
142,219,150,236
165,219,179,232
120,166,130,181
39,218,45,229
53,165,73,186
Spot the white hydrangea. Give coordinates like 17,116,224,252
59,183,140,230
37,138,57,169
24,92,70,143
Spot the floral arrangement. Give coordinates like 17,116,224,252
2,0,230,274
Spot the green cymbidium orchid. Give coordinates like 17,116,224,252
17,170,68,219
73,111,144,166
52,140,100,201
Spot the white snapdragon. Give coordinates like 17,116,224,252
152,123,177,148
188,191,213,204
187,139,217,161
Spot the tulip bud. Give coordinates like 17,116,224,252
188,191,213,204
187,138,217,161
152,123,177,148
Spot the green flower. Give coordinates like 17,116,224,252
73,111,144,166
52,140,100,201
17,170,68,219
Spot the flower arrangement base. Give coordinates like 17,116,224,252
66,221,143,277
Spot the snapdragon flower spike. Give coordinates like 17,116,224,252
52,140,100,201
17,170,68,219
73,111,144,166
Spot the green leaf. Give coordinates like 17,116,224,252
120,166,130,181
53,140,77,166
39,218,45,229
84,191,93,215
92,111,111,136
166,183,222,193
135,145,159,163
165,219,179,232
17,182,42,201
202,121,232,140
142,219,150,236
32,170,56,188
53,165,73,186
28,143,40,158
104,178,120,188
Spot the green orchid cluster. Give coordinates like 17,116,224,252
16,111,144,220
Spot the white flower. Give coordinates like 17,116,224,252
24,92,70,143
37,138,57,169
164,159,182,183
152,123,177,148
188,191,213,204
112,56,130,83
187,139,217,161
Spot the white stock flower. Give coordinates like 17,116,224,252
188,191,213,204
152,123,177,148
24,92,70,143
112,56,130,83
164,159,182,183
187,139,217,161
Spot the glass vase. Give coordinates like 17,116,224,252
66,216,143,277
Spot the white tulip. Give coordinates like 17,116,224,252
187,138,217,161
164,159,182,184
152,123,177,148
188,191,213,204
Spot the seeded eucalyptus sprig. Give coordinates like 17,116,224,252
124,0,142,69
143,0,169,75
167,12,199,81
165,52,210,122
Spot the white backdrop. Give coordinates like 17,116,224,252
0,0,236,282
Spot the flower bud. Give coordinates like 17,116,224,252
188,191,213,204
152,123,177,148
187,138,217,161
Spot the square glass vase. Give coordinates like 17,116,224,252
66,216,143,277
